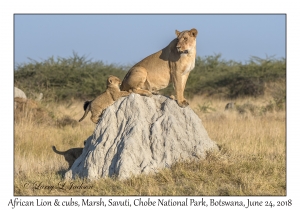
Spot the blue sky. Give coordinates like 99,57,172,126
14,14,286,68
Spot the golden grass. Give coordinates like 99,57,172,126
14,95,286,196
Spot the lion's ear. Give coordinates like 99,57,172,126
175,30,181,37
108,75,114,84
189,28,198,37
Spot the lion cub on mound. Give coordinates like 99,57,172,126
121,28,198,108
79,75,130,124
52,141,86,169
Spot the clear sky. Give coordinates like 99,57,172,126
14,14,286,68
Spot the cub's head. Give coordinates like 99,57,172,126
175,28,198,55
107,75,122,89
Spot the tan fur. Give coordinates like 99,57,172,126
52,141,86,169
79,75,130,124
120,28,198,108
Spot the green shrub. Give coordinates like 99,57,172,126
229,77,265,98
182,54,285,99
196,102,216,113
14,53,286,101
14,52,128,102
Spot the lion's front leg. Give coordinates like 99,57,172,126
119,91,131,98
111,91,130,101
172,72,188,108
180,72,190,105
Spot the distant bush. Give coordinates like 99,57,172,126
229,77,265,98
182,54,286,99
14,53,286,102
14,52,128,102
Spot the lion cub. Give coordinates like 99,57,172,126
52,141,86,169
79,75,130,124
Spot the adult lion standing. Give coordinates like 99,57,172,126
120,28,198,108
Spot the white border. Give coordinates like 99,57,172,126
2,1,299,209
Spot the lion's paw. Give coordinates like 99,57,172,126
169,95,176,100
178,99,189,108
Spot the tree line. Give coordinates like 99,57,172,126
14,53,286,102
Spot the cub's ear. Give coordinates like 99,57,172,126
108,75,114,84
175,29,181,37
189,28,198,37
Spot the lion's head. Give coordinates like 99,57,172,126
175,28,198,55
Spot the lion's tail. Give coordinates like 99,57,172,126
79,101,91,122
83,101,90,111
52,146,66,155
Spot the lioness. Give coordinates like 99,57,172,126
52,141,86,169
79,75,130,124
120,28,198,107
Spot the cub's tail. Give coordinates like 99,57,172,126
83,101,90,111
79,101,91,122
52,146,66,155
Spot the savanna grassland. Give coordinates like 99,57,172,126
14,54,286,196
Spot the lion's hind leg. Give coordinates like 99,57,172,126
123,67,152,97
132,88,152,97
169,95,176,100
91,113,102,124
91,106,109,124
90,108,103,124
150,87,160,95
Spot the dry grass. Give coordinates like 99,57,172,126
14,95,286,196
